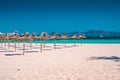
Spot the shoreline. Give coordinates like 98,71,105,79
2,43,120,45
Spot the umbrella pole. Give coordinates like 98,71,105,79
2,40,3,47
8,40,10,49
65,39,66,47
7,40,9,49
5,40,6,48
15,41,16,51
74,39,76,46
36,40,37,46
30,40,32,50
54,39,56,49
62,40,64,47
80,38,82,46
40,40,42,52
0,40,1,47
23,41,25,55
7,39,10,49
8,40,9,48
1,40,2,47
6,40,7,49
4,40,6,48
43,40,45,47
18,41,19,46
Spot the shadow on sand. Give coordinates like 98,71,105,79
5,53,21,56
0,48,7,50
17,49,29,50
33,47,41,49
88,56,120,62
54,47,63,49
64,45,75,48
25,51,39,53
0,50,13,52
43,49,52,51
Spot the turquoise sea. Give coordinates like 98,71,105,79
28,39,120,44
2,39,120,44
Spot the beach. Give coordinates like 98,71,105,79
0,43,120,80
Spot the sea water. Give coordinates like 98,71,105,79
2,39,120,44
31,39,120,44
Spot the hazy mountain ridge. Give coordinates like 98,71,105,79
50,30,120,38
84,30,120,37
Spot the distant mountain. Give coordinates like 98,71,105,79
49,30,120,39
84,30,120,37
1,30,120,38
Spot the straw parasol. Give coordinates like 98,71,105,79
9,35,19,52
3,36,6,48
1,35,7,48
0,35,1,47
28,34,34,50
37,35,43,52
41,32,50,47
78,34,86,46
0,34,9,48
61,34,68,47
4,33,11,49
32,32,38,46
8,30,19,51
0,35,4,47
16,36,26,55
50,33,59,49
16,32,29,55
71,34,78,46
7,34,11,49
22,34,33,50
22,32,29,55
37,32,49,52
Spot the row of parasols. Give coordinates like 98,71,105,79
0,32,86,55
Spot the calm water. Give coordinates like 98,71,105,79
30,39,120,44
2,39,120,44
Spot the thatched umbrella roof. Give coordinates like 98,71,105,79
9,36,18,40
32,36,38,40
40,32,51,40
16,36,25,40
71,35,78,39
16,32,33,41
61,35,68,39
31,32,38,40
50,33,60,40
71,35,78,46
1,34,10,40
0,35,4,40
0,35,9,40
78,35,86,39
37,36,43,40
15,33,34,41
25,35,33,41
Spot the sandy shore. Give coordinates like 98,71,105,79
0,43,120,80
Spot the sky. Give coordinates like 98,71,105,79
0,0,120,34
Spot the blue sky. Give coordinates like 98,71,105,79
0,0,120,33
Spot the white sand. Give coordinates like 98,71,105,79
0,43,120,80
